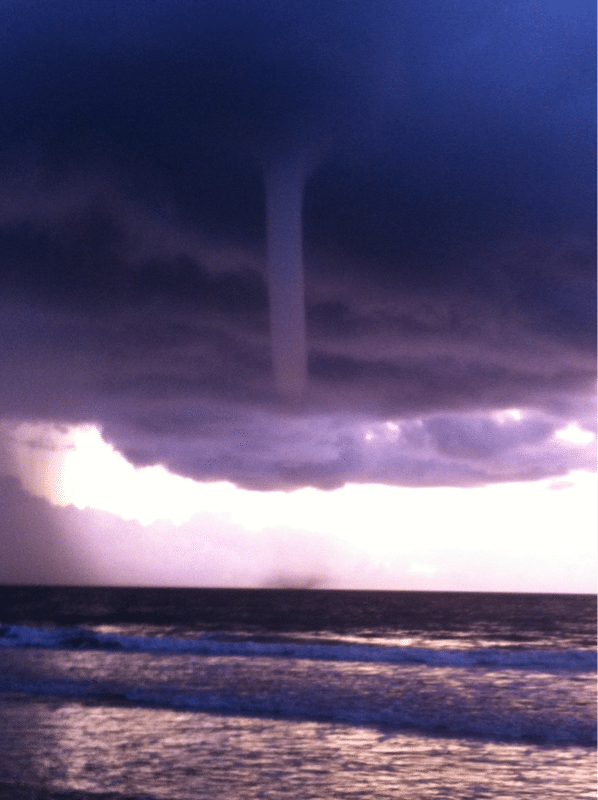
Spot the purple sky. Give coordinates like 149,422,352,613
0,0,595,590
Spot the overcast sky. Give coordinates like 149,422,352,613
0,0,595,590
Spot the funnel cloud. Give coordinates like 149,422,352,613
265,153,308,401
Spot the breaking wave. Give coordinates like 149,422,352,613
0,623,595,672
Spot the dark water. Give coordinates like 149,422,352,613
0,587,595,799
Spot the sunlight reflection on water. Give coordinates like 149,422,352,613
0,697,595,799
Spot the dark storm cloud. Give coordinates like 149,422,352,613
90,402,595,491
0,0,594,490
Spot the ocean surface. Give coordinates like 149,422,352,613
0,587,595,799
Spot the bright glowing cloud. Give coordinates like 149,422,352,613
3,421,595,592
555,424,595,445
492,409,523,423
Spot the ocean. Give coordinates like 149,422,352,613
0,587,595,799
